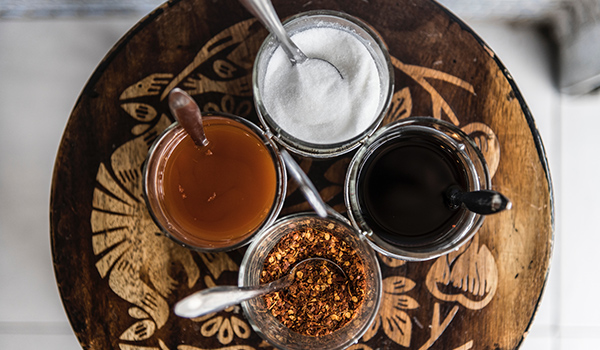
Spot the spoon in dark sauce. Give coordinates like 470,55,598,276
445,186,512,215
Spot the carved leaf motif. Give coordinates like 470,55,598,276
199,315,248,345
382,86,412,125
201,316,223,338
119,320,156,341
377,252,406,267
110,114,171,201
391,56,475,125
361,314,381,342
184,73,252,97
178,346,256,350
202,96,253,118
217,317,234,344
397,295,420,310
461,122,500,178
382,276,416,295
362,276,417,346
214,59,240,79
381,310,412,347
230,316,251,339
92,133,201,329
132,124,151,136
324,158,351,184
198,252,239,280
319,185,342,202
121,103,157,122
454,340,474,350
120,73,173,100
449,244,497,297
129,307,150,319
161,19,266,101
425,234,498,310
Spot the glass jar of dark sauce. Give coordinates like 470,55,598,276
357,134,468,247
345,117,490,261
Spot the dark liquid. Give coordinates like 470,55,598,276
357,135,468,247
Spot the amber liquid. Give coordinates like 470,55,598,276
160,120,277,248
357,135,468,247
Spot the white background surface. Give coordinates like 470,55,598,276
0,8,597,350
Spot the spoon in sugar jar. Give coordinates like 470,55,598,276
239,0,344,78
174,257,346,318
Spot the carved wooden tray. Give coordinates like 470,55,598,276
50,0,553,349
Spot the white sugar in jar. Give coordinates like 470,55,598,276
253,11,394,158
263,27,380,145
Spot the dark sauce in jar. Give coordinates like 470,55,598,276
357,134,468,247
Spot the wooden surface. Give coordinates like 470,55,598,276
50,0,554,349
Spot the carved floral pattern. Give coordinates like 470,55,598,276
88,16,501,350
426,234,498,310
362,276,419,347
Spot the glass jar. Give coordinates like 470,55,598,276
253,10,394,158
143,112,287,252
345,117,491,261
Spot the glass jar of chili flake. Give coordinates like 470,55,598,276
239,212,382,350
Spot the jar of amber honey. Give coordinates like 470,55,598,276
143,111,286,252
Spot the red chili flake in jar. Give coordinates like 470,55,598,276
260,220,366,336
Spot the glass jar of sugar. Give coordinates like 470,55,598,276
253,10,394,158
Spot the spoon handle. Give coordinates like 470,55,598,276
239,0,308,64
168,88,209,147
174,276,292,318
447,186,512,215
280,149,329,218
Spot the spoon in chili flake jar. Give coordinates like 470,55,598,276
174,257,346,318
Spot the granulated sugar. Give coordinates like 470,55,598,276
262,26,381,145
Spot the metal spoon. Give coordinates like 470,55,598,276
280,148,329,218
168,88,209,148
446,186,512,215
174,257,345,318
239,0,343,77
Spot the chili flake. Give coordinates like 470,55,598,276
260,220,366,337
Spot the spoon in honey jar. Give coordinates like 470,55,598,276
239,0,343,78
168,88,209,148
169,88,332,219
174,257,346,318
